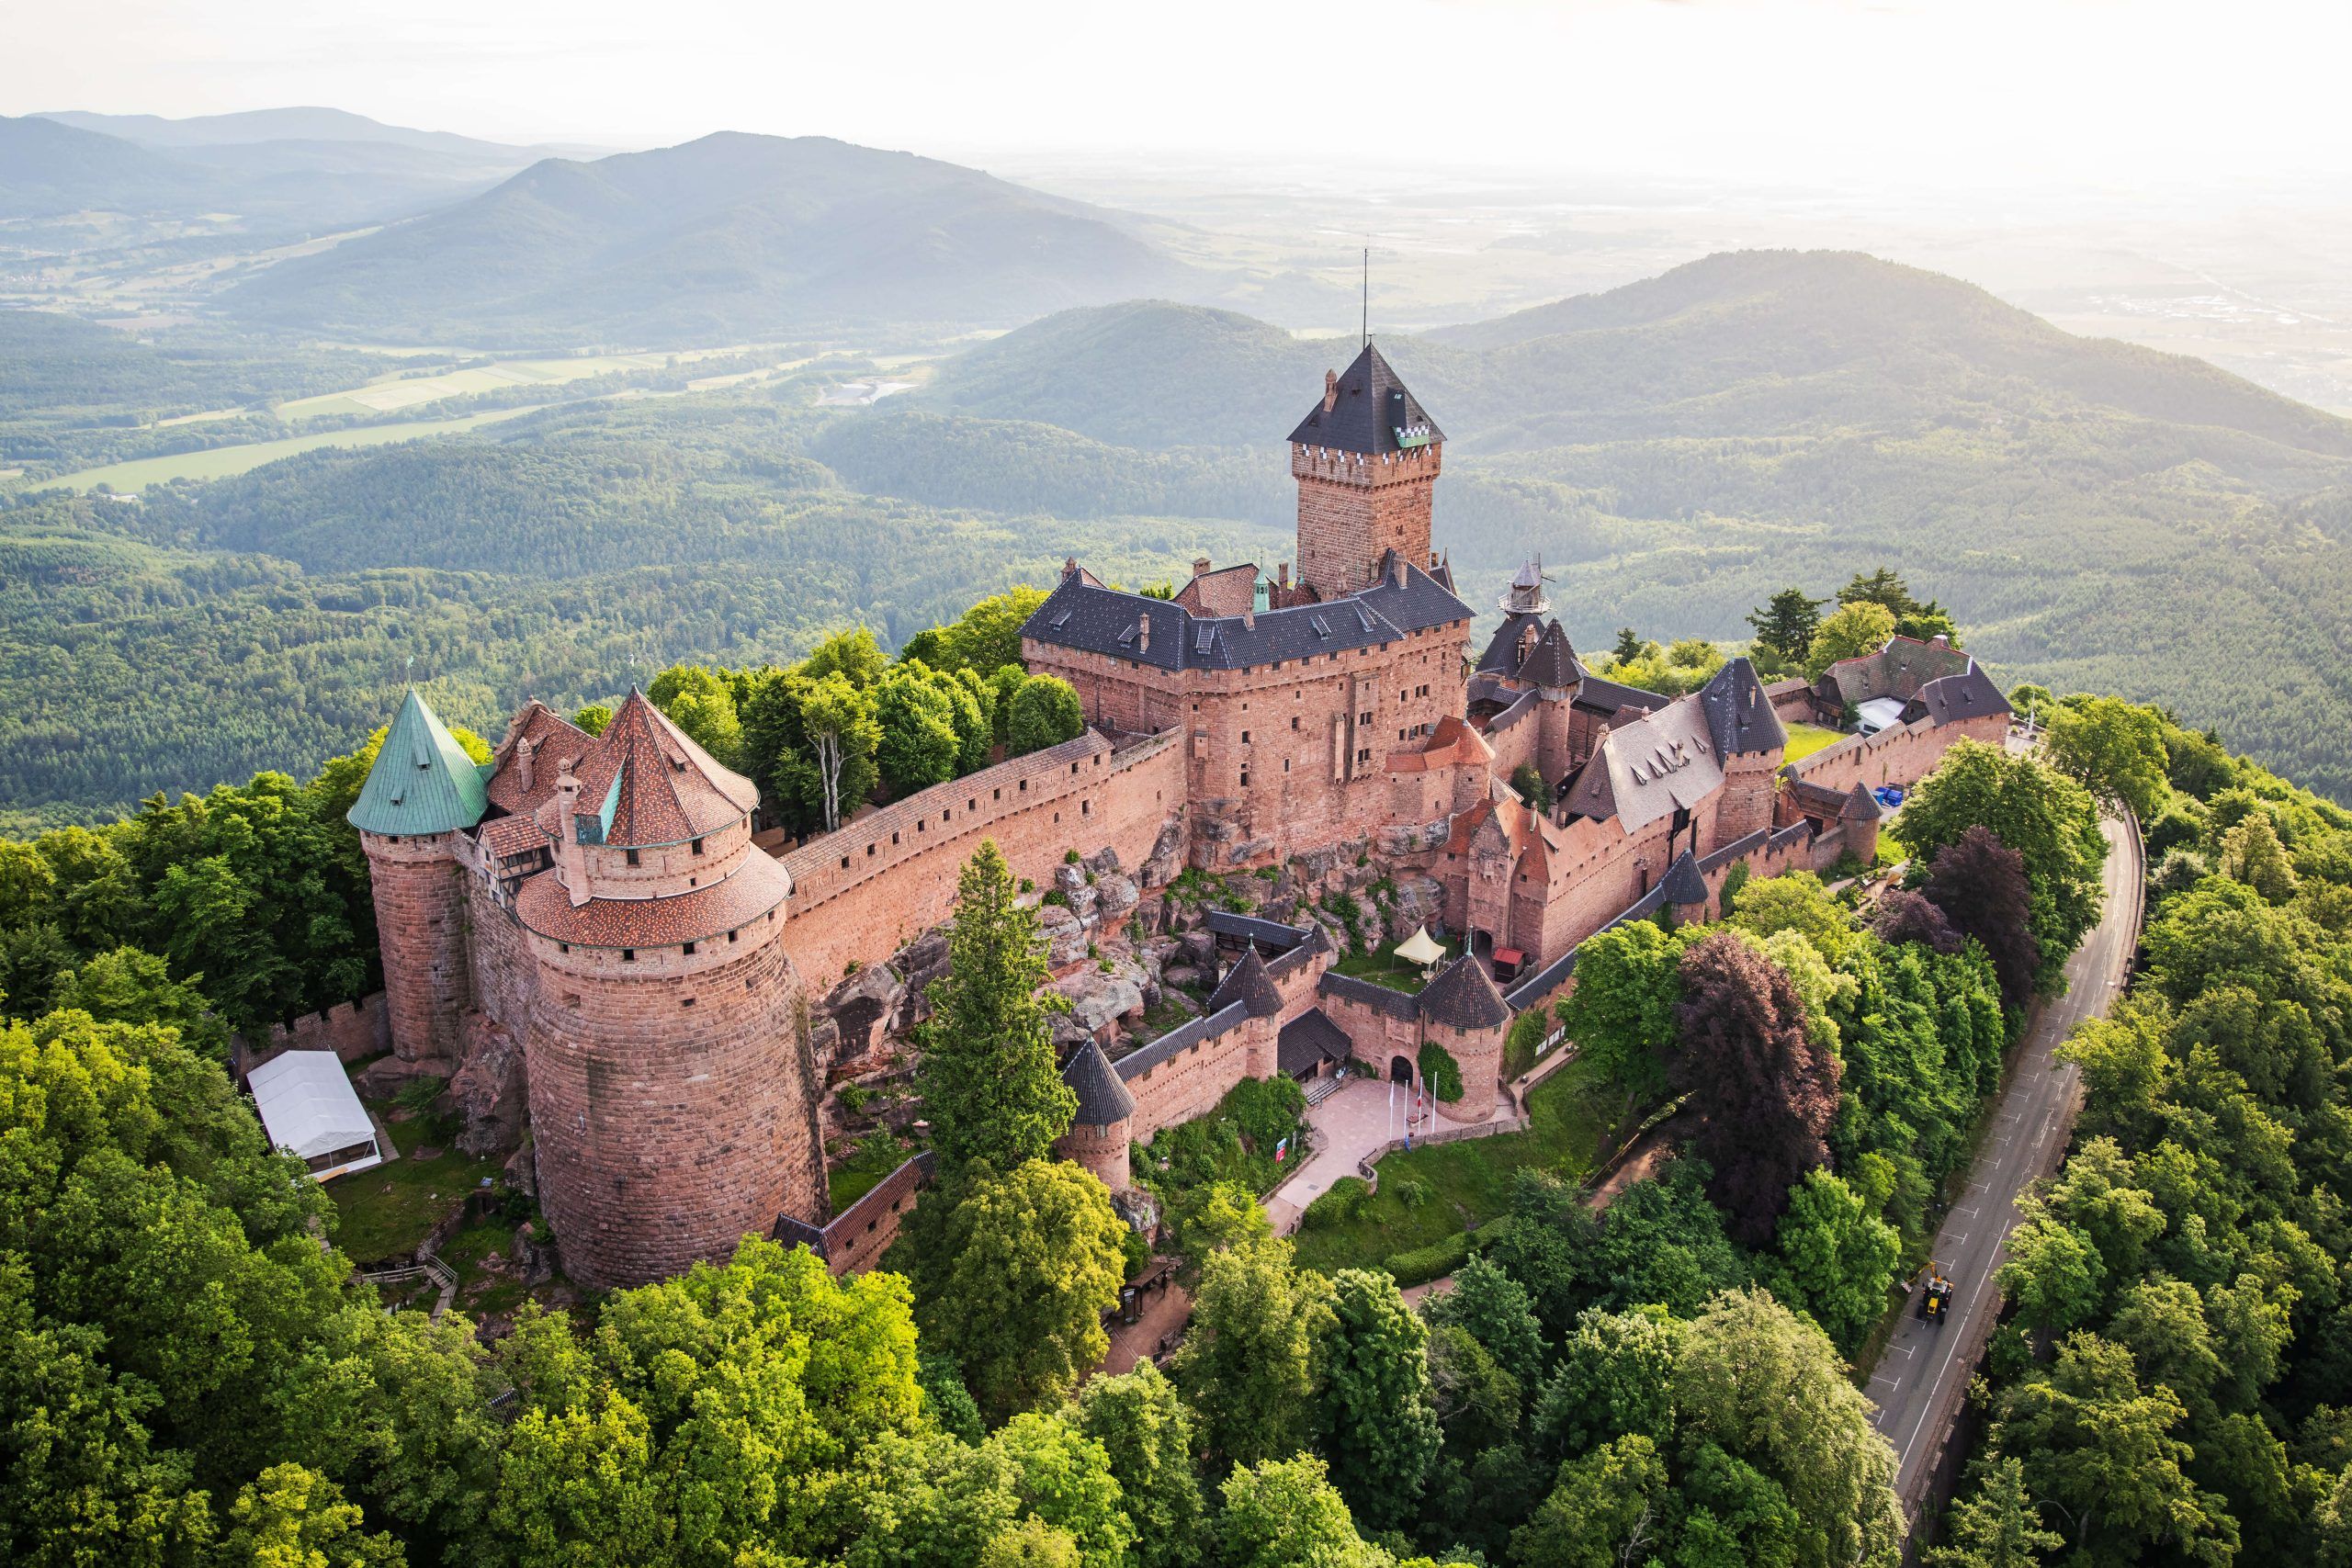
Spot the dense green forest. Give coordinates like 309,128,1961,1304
1917,705,2352,1564
13,247,2352,827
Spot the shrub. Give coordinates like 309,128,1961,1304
1392,1177,1432,1210
1065,849,1082,863
1225,1074,1306,1154
1303,1176,1372,1230
1383,1232,1471,1287
1043,888,1070,908
1719,859,1752,917
1504,1009,1551,1080
1418,1040,1465,1103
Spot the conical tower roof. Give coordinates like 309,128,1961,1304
1659,850,1710,908
538,688,759,847
1062,1038,1136,1126
1209,943,1284,1019
1417,953,1510,1030
348,688,488,837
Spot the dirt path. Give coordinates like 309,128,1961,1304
1094,1281,1193,1377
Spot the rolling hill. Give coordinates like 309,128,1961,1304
0,114,210,220
226,132,1208,344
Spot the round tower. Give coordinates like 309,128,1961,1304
513,690,823,1288
347,689,487,1064
1055,1038,1135,1193
1417,953,1512,1122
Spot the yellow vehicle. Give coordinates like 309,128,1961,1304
1917,1262,1955,1325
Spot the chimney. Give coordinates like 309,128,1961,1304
1242,607,1256,631
516,734,536,794
1323,369,1339,412
1137,614,1150,652
1278,561,1291,590
1062,556,1079,580
1930,633,1951,648
1192,557,1211,578
1391,553,1407,589
556,761,592,908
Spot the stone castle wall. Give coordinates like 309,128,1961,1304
523,929,820,1289
464,873,539,1041
1291,443,1440,597
362,831,474,1062
780,730,1186,991
1789,710,2008,797
1121,1015,1272,1145
238,992,390,1074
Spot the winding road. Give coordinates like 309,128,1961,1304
1865,810,2143,1524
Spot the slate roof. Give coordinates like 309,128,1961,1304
534,688,758,849
1477,611,1546,674
1062,1038,1135,1125
1909,665,2011,727
1572,672,1671,718
1516,621,1580,690
1659,851,1710,907
1022,555,1471,673
1697,658,1786,758
348,689,489,837
1817,635,1972,707
1286,342,1443,455
1317,970,1420,1021
1204,910,1314,952
1560,695,1726,833
1208,944,1284,1019
1114,1002,1249,1081
1418,954,1512,1030
1842,782,1883,821
1277,1009,1353,1076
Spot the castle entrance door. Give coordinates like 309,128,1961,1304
1389,1055,1413,1084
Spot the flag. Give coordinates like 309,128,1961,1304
1273,1136,1288,1163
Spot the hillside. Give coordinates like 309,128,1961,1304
226,132,1205,344
0,114,210,219
37,105,567,159
911,253,2352,797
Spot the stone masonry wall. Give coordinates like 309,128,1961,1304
1789,711,2007,797
363,831,474,1062
1120,1016,1271,1145
240,993,390,1074
464,874,538,1041
524,931,820,1289
780,731,1185,991
1291,443,1440,598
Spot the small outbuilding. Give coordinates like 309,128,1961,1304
247,1050,385,1180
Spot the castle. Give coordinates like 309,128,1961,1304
346,344,2009,1287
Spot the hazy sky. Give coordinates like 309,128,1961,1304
8,0,2346,194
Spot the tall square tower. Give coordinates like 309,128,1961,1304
1288,343,1444,598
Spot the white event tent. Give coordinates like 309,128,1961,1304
247,1050,384,1180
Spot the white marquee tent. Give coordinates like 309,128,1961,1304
248,1050,384,1180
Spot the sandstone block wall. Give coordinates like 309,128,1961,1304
1788,712,2006,797
779,731,1185,989
524,931,820,1289
363,831,474,1062
810,1153,932,1277
1291,443,1440,598
1121,1017,1269,1145
240,993,390,1074
464,875,539,1041
1057,1114,1134,1192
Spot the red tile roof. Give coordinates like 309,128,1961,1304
514,850,791,949
478,813,549,861
535,688,758,849
485,702,594,817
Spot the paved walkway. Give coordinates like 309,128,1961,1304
1263,1077,1498,1233
1865,812,2143,1525
1097,1281,1193,1376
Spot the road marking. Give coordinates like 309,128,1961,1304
1955,1205,1979,1218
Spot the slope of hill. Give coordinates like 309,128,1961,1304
0,114,209,219
912,253,2352,797
38,106,569,159
226,132,1204,344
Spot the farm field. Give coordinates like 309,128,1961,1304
35,406,541,492
272,345,764,419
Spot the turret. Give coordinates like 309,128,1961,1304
1288,343,1444,598
1055,1039,1136,1192
347,688,487,1064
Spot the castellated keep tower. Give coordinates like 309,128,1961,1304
1288,343,1444,599
350,686,824,1289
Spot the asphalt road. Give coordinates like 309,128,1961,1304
1866,811,2143,1514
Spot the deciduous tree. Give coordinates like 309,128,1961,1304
1313,1269,1441,1530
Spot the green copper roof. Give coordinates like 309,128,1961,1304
347,688,489,837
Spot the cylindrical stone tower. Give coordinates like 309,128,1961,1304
1417,953,1513,1123
511,689,823,1288
346,689,489,1064
1055,1038,1136,1193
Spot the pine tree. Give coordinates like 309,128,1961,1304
1746,587,1826,665
915,840,1078,1178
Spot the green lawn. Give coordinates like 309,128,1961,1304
1290,1054,1625,1277
327,1146,502,1264
1783,722,1846,762
1330,937,1457,993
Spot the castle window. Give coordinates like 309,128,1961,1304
560,942,571,953
1292,716,1300,731
684,942,696,955
564,992,581,1008
1239,769,1250,787
968,798,977,811
622,949,636,963
1241,730,1250,744
842,855,851,869
1081,800,1091,816
866,844,876,856
626,848,640,866
1020,781,1027,792
691,838,705,855
994,787,1001,800
891,831,899,845
729,930,739,942
682,997,695,1008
